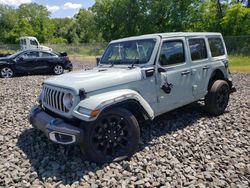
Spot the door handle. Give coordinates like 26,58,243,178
181,70,191,75
203,66,211,70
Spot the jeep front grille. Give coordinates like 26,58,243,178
42,85,72,113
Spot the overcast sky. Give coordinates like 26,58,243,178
0,0,95,18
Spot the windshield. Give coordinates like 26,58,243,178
101,39,156,65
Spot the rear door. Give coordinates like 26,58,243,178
187,37,212,98
37,51,59,72
156,38,193,114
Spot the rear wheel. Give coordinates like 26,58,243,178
205,80,230,115
81,108,140,163
0,67,14,78
53,64,64,75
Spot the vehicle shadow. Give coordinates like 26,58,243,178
17,102,211,185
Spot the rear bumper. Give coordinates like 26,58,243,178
29,106,83,145
227,78,236,94
65,62,73,71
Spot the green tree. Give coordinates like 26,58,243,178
222,3,250,35
75,9,103,43
51,18,74,43
92,0,200,41
92,0,145,41
8,18,36,42
0,5,18,43
17,3,54,42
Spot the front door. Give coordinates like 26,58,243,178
156,38,193,115
15,51,40,73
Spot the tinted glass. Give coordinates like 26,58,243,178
20,39,26,45
40,52,55,57
30,39,38,46
159,40,185,66
189,39,207,61
101,39,156,65
22,51,39,58
208,38,225,57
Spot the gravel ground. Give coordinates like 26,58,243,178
0,62,249,187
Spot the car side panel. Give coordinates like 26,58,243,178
36,57,59,73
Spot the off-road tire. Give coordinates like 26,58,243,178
205,80,230,116
81,107,140,163
0,66,14,78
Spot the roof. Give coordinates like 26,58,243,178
19,49,55,53
20,36,38,40
111,32,222,43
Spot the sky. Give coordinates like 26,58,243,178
0,0,95,18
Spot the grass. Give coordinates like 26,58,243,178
69,55,97,62
229,55,250,73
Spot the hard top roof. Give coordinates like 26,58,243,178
111,32,222,43
20,36,38,40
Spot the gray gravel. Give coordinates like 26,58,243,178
0,62,249,187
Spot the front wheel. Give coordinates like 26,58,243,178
205,80,230,116
53,64,64,75
81,107,140,163
0,67,14,78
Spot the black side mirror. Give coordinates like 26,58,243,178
96,56,101,66
158,67,166,73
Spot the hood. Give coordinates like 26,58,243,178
44,67,142,94
0,56,10,61
0,57,9,63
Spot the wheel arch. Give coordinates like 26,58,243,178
72,89,155,122
208,69,226,90
102,99,152,122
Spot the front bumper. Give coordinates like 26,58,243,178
29,106,83,145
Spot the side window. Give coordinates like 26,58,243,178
22,39,26,45
208,38,225,57
22,51,39,59
30,39,38,46
159,40,185,66
189,39,207,61
40,52,54,57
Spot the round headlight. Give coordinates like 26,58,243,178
63,93,74,110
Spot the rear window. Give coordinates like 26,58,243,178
40,52,56,57
208,38,225,57
189,39,207,61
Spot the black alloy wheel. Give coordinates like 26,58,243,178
82,107,140,163
205,80,230,115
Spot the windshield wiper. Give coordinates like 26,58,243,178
109,54,120,67
129,59,140,69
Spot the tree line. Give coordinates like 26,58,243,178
0,0,249,44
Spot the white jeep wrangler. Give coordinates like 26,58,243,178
29,32,235,163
